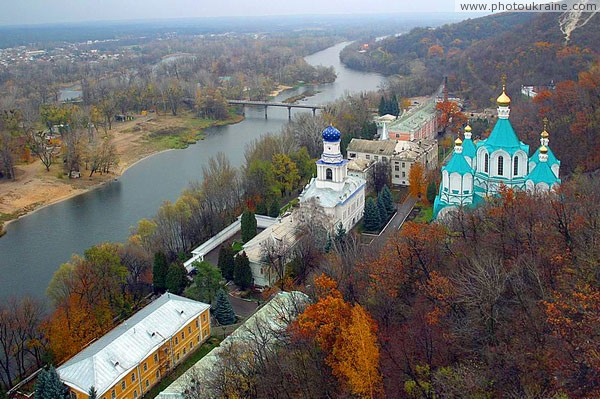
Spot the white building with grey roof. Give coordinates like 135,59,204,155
347,138,438,186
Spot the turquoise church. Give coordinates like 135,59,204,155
433,83,561,219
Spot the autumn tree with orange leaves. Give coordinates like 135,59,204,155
297,274,383,399
408,162,426,200
436,100,467,136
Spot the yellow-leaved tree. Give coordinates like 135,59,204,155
297,274,383,398
332,304,383,399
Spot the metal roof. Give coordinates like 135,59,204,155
299,175,365,208
530,146,560,169
157,291,310,399
57,294,210,397
527,160,560,186
442,149,473,176
387,100,436,133
477,118,529,155
347,138,397,156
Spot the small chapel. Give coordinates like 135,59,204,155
299,126,366,231
433,81,561,219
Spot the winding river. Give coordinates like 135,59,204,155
0,42,385,300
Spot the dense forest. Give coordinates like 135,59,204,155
340,12,599,105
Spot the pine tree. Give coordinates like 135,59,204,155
241,210,257,243
390,94,400,116
427,180,438,205
269,199,280,218
217,246,235,281
256,201,268,216
363,197,381,232
377,194,388,227
335,222,346,242
234,252,253,290
88,386,98,399
152,251,169,293
213,288,236,325
381,185,396,216
165,263,188,294
378,96,386,116
35,366,69,399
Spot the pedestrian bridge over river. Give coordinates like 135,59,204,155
227,99,324,119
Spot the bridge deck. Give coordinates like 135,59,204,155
227,99,324,109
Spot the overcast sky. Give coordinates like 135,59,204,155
1,0,459,26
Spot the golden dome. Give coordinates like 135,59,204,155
541,129,549,138
455,137,463,145
540,145,548,154
497,87,511,107
465,124,472,132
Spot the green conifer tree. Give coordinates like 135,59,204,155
391,94,400,116
88,386,98,399
217,245,235,281
381,185,396,216
152,251,169,293
35,366,69,399
269,199,280,218
363,197,381,232
165,263,188,294
241,210,258,243
377,194,388,227
427,180,438,205
233,252,253,290
213,288,236,325
378,96,386,116
335,222,346,242
256,201,268,216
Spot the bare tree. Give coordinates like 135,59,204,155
27,130,60,171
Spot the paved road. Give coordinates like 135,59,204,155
228,291,259,318
366,195,418,248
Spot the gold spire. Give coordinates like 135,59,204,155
465,124,472,132
541,117,549,138
455,137,463,146
496,75,511,107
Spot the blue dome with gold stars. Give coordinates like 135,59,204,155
322,126,341,142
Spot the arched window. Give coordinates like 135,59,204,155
513,156,519,176
484,153,489,173
498,156,504,176
326,168,333,181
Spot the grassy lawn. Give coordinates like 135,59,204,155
146,111,243,151
392,187,409,203
413,203,433,223
143,337,221,399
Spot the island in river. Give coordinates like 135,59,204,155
0,110,244,235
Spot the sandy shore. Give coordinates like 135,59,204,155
269,85,293,98
0,112,241,233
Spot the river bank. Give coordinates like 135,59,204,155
0,111,244,235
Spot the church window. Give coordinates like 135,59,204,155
498,156,504,176
395,165,399,171
513,157,519,176
402,172,405,177
374,155,379,160
326,168,333,181
484,153,489,173
349,152,356,158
